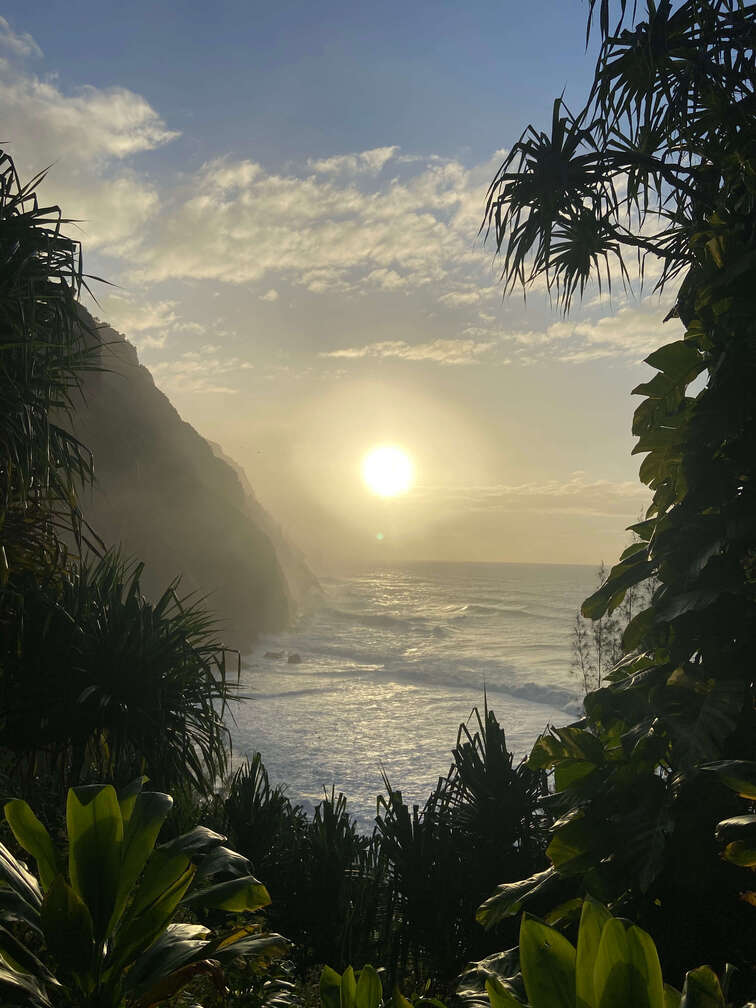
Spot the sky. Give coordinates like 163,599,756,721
0,1,681,571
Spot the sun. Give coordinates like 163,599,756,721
362,445,414,498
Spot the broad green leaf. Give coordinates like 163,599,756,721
4,800,59,893
341,965,357,1008
519,914,576,1008
40,875,94,978
117,777,148,830
702,761,756,799
487,977,525,1008
182,873,270,913
644,341,703,383
0,963,53,1008
158,825,226,858
321,966,343,1008
394,986,414,1008
108,791,173,936
679,966,724,1008
626,925,664,1008
593,918,657,1008
0,923,58,989
554,760,597,793
211,931,291,965
111,849,195,971
355,965,382,1008
477,868,558,928
66,786,123,942
123,927,210,999
194,844,251,882
664,985,682,1008
576,897,612,1008
0,841,42,909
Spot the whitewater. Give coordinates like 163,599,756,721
233,562,596,830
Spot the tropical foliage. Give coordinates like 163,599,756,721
0,780,288,1008
0,149,94,587
479,0,756,983
0,150,237,810
461,897,733,1008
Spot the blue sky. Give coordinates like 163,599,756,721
0,2,674,570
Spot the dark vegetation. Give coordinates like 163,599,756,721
0,0,754,1004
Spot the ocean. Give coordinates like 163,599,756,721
232,562,596,830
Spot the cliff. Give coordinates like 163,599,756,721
69,312,302,650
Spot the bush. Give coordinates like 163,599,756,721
0,779,288,1007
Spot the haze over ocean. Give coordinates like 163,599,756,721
233,562,595,829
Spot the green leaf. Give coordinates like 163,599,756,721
108,791,173,936
66,786,123,942
111,849,195,971
4,800,59,893
158,825,226,858
0,923,59,990
519,914,576,1008
0,841,43,910
644,341,703,383
182,875,270,913
393,986,414,1008
321,966,343,1008
40,875,94,978
487,977,525,1008
593,918,659,1008
477,868,559,928
679,966,724,1008
664,985,682,1008
701,761,756,800
117,777,148,831
355,965,382,1008
625,925,664,1008
0,963,53,1007
341,965,357,1008
576,897,612,1008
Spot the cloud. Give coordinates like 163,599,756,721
415,473,649,517
0,17,42,59
148,346,252,396
259,288,280,302
308,146,398,175
127,151,504,297
0,50,178,251
96,296,206,350
320,337,496,366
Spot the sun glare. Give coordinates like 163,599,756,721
362,445,413,498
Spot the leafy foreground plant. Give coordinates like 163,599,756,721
0,780,289,1007
479,0,756,978
461,897,736,1008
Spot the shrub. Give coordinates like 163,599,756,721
0,779,288,1007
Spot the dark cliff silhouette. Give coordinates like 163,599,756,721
68,310,313,649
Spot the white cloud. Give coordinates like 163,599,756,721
320,337,496,366
0,17,42,59
308,146,398,175
415,473,649,517
259,288,280,302
0,52,178,251
149,346,252,396
96,296,207,350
